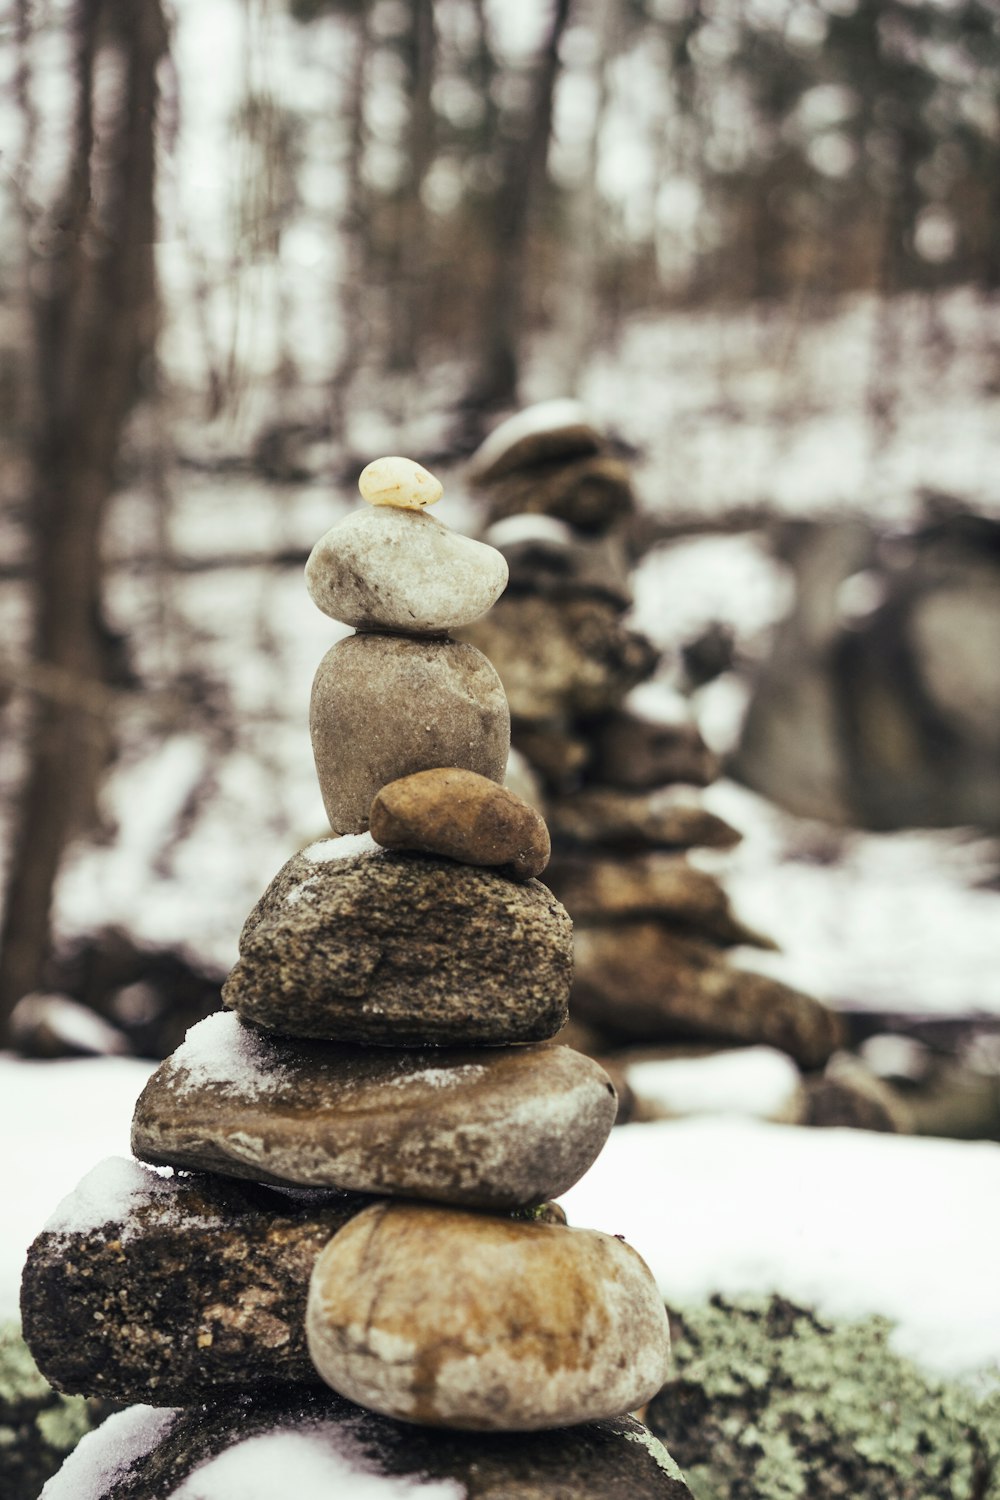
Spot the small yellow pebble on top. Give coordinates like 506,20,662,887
359,456,443,510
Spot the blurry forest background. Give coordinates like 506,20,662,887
0,0,998,1052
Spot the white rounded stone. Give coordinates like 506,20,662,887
306,1201,672,1431
359,456,444,510
306,507,508,633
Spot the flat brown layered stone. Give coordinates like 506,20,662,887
132,1012,615,1208
224,840,573,1045
547,787,742,852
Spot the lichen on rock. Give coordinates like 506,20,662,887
647,1295,1000,1500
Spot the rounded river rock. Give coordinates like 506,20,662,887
132,1012,615,1208
223,836,573,1045
307,1201,672,1431
306,507,508,634
369,767,550,879
311,634,510,834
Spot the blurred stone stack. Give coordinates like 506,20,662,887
20,457,689,1499
463,403,848,1122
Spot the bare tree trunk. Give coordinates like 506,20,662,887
464,0,574,419
329,4,372,437
385,0,436,373
0,0,168,1036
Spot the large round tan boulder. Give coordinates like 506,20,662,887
310,635,510,833
223,838,573,1045
132,1013,615,1208
370,767,550,879
306,507,508,634
306,1202,671,1431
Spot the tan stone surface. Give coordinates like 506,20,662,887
132,1013,615,1207
370,767,550,879
310,634,510,834
225,840,572,1045
307,1202,672,1431
358,455,443,508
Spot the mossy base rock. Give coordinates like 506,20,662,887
648,1295,1000,1500
546,855,773,948
572,924,844,1070
41,1392,694,1500
132,1012,615,1208
310,634,510,834
306,1202,672,1431
0,1321,108,1500
547,787,742,853
20,1157,371,1405
224,839,573,1045
369,766,551,880
459,596,657,722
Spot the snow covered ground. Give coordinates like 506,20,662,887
3,1051,999,1387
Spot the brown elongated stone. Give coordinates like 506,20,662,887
369,766,550,879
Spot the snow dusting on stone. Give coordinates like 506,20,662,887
303,832,381,864
399,1063,488,1090
171,1425,464,1499
484,513,573,549
469,397,594,476
43,1156,177,1240
169,1011,293,1098
626,1047,801,1121
40,1404,178,1499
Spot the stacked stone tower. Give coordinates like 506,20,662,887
21,457,692,1497
462,404,844,1094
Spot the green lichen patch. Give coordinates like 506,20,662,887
647,1296,1000,1500
0,1321,108,1500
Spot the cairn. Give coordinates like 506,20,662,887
463,404,847,1120
21,457,691,1497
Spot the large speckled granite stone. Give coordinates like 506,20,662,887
132,1012,615,1208
223,838,573,1045
572,923,844,1070
310,634,510,834
40,1393,695,1499
20,1157,371,1405
307,1202,672,1432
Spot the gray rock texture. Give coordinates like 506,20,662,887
20,1158,370,1404
546,854,773,947
547,787,742,852
224,841,573,1045
307,1201,673,1431
369,766,550,879
573,923,844,1069
310,634,510,834
459,596,656,722
305,507,508,634
41,1393,695,1499
132,1013,615,1207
